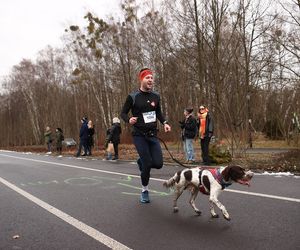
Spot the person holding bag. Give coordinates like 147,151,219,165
104,117,122,160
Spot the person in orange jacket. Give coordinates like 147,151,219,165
197,105,214,165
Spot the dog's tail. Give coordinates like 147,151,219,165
163,171,182,188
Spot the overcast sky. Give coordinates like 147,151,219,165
0,0,123,77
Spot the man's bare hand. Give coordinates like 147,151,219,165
129,117,138,125
164,123,171,132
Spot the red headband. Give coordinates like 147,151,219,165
139,69,153,81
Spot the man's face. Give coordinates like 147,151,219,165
141,74,154,91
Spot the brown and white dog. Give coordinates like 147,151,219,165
163,165,253,221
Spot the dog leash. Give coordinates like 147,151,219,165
133,126,190,168
157,136,212,171
156,136,190,169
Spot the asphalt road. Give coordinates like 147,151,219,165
0,150,299,250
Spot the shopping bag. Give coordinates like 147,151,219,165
106,142,114,154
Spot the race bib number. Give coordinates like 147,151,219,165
142,111,156,123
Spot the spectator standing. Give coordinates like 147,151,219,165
121,68,171,203
76,117,89,157
44,126,52,154
104,128,113,160
179,108,197,164
197,105,214,165
105,117,122,160
55,128,64,156
87,120,95,156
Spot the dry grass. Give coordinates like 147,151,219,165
251,132,297,148
233,150,300,173
1,135,299,174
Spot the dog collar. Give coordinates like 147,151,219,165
209,168,232,189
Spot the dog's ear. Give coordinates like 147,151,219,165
225,165,245,182
222,166,231,182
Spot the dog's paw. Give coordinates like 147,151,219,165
195,210,202,216
222,211,231,221
211,214,219,219
173,207,179,213
223,214,231,221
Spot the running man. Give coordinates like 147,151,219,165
120,68,171,203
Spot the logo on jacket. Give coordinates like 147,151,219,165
151,101,156,107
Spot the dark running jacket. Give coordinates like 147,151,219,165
120,89,167,136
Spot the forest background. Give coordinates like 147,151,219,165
0,0,299,162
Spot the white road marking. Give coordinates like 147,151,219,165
225,189,300,203
0,152,300,203
0,176,132,250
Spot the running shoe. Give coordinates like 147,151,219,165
140,190,150,203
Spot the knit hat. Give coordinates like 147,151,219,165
81,117,88,122
56,127,63,132
184,108,193,114
112,117,120,123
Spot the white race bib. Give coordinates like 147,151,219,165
142,111,156,123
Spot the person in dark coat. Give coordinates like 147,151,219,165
87,120,95,156
105,117,122,160
76,117,89,157
55,128,64,156
179,108,197,164
104,128,113,160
